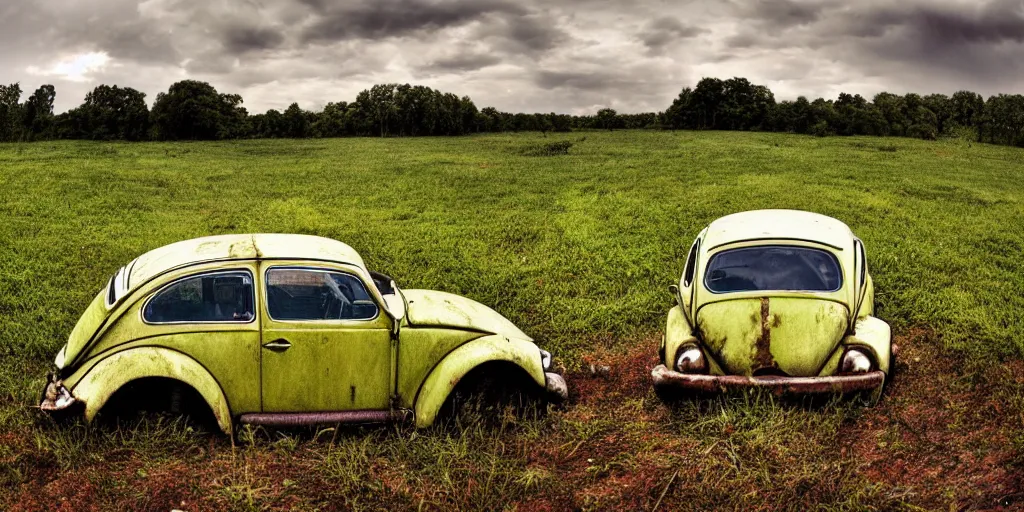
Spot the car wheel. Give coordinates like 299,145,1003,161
438,363,544,428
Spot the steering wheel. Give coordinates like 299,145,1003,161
319,294,349,319
321,293,354,320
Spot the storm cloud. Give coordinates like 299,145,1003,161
299,0,524,42
638,17,706,53
2,0,1023,114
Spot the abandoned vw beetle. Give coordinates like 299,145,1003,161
41,234,567,433
652,210,891,398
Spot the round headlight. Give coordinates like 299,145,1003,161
675,345,708,374
539,349,552,371
840,348,873,374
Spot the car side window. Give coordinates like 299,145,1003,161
144,271,254,323
266,268,378,321
683,239,700,287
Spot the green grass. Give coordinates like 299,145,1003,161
1,131,1023,510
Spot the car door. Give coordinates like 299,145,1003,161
258,263,393,412
139,266,263,415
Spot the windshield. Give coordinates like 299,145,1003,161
704,245,842,293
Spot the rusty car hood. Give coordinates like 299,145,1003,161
696,297,848,377
402,289,532,341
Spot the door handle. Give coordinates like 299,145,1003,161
262,339,292,352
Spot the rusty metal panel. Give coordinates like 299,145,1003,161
238,410,410,427
651,364,884,394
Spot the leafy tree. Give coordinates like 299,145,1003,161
250,109,286,138
982,94,1024,146
460,96,479,134
791,96,813,134
596,108,619,130
809,98,836,136
479,107,502,132
666,77,774,131
283,103,311,138
365,84,397,137
61,85,150,140
0,83,23,141
873,92,907,137
907,106,939,140
923,94,951,135
664,87,694,129
692,77,725,129
719,78,775,130
150,80,247,140
833,93,886,136
950,90,985,136
312,101,353,137
21,84,55,139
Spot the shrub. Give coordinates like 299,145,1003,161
524,141,573,156
907,124,937,141
810,121,834,137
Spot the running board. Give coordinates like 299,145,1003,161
238,410,411,427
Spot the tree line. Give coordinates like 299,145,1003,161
0,77,1022,147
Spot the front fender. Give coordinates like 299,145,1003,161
413,335,545,428
69,347,233,434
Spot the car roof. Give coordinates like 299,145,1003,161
126,234,366,289
701,210,854,252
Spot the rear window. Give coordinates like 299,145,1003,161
704,245,842,293
143,271,255,323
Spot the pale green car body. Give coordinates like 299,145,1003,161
653,210,892,396
41,234,566,434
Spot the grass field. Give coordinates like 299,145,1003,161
1,131,1023,510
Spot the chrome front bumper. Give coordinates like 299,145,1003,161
651,364,885,395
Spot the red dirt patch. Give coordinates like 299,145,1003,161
570,336,661,406
5,331,1023,511
842,328,1024,510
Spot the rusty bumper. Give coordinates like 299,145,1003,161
651,364,885,395
38,375,83,420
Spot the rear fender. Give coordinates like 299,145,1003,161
413,335,545,428
819,315,892,376
69,347,233,434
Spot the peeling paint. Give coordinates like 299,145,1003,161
753,297,776,371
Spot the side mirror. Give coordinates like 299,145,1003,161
668,284,681,307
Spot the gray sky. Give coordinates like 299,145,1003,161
3,0,1023,114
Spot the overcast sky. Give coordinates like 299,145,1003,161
2,0,1023,114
